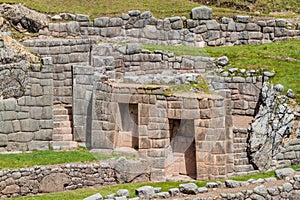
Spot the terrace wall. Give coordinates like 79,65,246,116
38,7,300,47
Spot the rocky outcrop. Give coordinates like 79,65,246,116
0,35,39,99
248,82,295,170
0,3,49,33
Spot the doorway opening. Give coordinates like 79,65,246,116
116,103,139,149
166,119,196,178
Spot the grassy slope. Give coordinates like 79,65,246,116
192,0,300,16
0,148,121,170
143,40,300,103
0,0,299,19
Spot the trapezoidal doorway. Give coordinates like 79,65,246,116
166,119,196,179
116,103,139,149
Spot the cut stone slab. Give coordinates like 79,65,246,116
275,168,295,179
191,6,212,20
83,193,103,200
179,182,198,194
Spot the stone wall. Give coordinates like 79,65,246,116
0,57,54,152
0,158,151,198
209,75,262,116
39,7,300,47
23,39,93,105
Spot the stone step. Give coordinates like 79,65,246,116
53,115,72,121
234,143,247,149
53,108,72,115
234,152,248,159
53,127,72,135
54,121,72,128
234,158,250,165
234,165,254,172
52,134,73,141
50,141,78,151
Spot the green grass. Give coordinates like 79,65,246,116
14,165,300,200
143,40,300,103
0,0,299,19
0,147,121,170
193,0,300,16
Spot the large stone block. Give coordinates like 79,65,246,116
28,141,49,151
40,173,71,193
8,132,34,142
1,121,14,133
206,20,220,30
191,6,212,20
34,129,52,141
0,134,8,147
100,27,122,37
20,119,39,132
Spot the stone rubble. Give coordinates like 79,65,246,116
82,167,300,200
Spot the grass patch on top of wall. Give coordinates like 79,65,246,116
0,0,298,19
0,147,121,170
143,40,300,103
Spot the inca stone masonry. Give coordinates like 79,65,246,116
0,4,300,190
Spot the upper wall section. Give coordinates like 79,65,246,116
39,6,300,47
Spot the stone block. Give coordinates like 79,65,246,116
8,132,34,142
275,19,286,27
109,17,123,27
206,20,220,30
76,14,90,22
1,121,13,134
183,98,199,109
204,30,220,41
20,119,39,132
248,32,263,39
2,111,17,121
274,27,286,37
193,25,207,34
191,6,212,20
246,23,260,31
34,129,52,141
100,27,122,37
142,25,159,40
0,134,8,147
236,23,246,31
28,141,50,151
236,16,249,23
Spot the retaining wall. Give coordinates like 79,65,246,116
0,158,150,199
0,57,54,152
38,7,300,47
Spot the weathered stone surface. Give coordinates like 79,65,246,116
76,14,89,22
126,43,141,55
94,17,110,27
275,168,295,179
115,158,150,183
179,183,198,194
248,82,295,170
83,193,103,200
218,56,229,66
225,180,240,188
191,6,212,20
2,184,20,194
117,189,130,197
169,188,180,196
0,134,8,147
156,192,170,198
40,173,71,193
1,3,49,32
135,186,155,199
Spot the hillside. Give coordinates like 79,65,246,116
0,0,299,19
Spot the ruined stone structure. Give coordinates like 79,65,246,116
0,5,300,197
